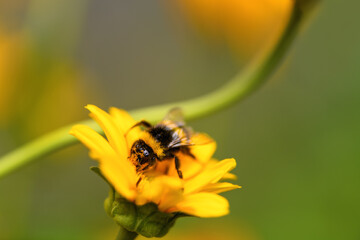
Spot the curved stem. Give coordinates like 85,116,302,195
116,226,138,240
128,3,303,122
0,4,305,179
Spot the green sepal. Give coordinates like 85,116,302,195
90,166,112,186
109,197,180,238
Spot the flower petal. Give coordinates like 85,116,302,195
190,133,216,163
70,124,115,158
207,159,238,180
136,176,184,211
99,154,137,201
135,177,163,206
109,107,137,132
109,107,143,149
157,180,184,212
86,105,127,158
200,182,241,194
222,172,237,180
184,158,236,194
174,192,229,217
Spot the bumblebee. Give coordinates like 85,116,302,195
128,108,195,179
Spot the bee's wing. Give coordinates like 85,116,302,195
164,107,195,147
163,107,185,126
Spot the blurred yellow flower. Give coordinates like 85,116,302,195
176,0,293,58
0,29,89,140
0,30,26,125
70,104,240,218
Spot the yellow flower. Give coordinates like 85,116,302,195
0,30,25,125
70,104,240,218
175,0,293,58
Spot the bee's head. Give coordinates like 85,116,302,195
129,139,157,172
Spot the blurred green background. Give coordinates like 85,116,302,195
0,0,359,239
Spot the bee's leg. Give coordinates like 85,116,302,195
125,120,152,136
163,164,170,175
130,120,152,129
136,175,143,187
181,147,196,159
174,156,183,179
135,120,152,129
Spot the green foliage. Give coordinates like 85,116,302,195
107,191,179,238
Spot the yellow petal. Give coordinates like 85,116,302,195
135,177,164,206
201,182,241,194
109,107,137,131
159,189,184,213
205,159,238,180
99,154,137,201
134,180,155,206
184,158,236,194
70,124,115,159
136,176,184,211
85,105,127,158
190,133,216,163
109,107,143,149
222,172,237,180
157,178,184,212
174,192,229,217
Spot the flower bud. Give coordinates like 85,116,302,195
105,188,180,238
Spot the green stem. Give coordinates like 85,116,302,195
0,4,306,179
116,226,138,240
130,3,303,122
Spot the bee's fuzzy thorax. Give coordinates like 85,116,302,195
141,131,165,158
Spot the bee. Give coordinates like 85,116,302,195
127,108,195,179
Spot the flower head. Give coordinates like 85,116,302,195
70,105,240,235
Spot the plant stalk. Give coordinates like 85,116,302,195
0,3,306,179
116,226,138,240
